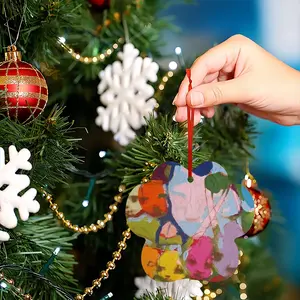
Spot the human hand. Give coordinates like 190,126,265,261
173,34,300,126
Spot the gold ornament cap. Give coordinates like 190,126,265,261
5,45,22,61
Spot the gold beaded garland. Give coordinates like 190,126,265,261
118,184,126,192
43,167,154,236
74,228,131,300
84,287,93,296
107,261,116,270
113,251,121,260
42,185,126,234
59,38,124,65
97,220,105,228
38,162,176,299
92,279,101,287
118,241,127,250
100,270,109,279
122,230,131,239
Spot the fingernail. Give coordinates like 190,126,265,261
172,94,178,105
172,113,177,122
190,91,204,107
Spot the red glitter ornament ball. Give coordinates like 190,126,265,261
244,177,271,237
0,45,48,123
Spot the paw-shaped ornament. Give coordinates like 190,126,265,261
126,161,254,282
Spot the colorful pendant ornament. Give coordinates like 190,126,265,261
243,173,271,237
125,70,255,283
126,161,255,282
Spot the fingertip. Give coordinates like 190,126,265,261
174,106,188,122
175,77,189,107
172,94,178,105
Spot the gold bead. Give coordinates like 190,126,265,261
64,220,71,227
82,226,89,234
114,194,122,203
46,194,52,201
75,295,83,300
109,204,118,212
16,287,22,293
100,270,109,279
23,295,32,300
73,225,79,232
142,177,149,183
122,231,131,239
0,273,4,279
84,287,93,296
92,279,101,288
57,212,64,220
90,224,97,232
7,279,14,285
118,185,126,192
105,213,113,221
97,220,105,228
50,203,58,211
118,241,127,250
107,261,115,270
113,251,121,260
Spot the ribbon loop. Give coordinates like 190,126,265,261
186,69,194,182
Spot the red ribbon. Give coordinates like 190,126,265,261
186,69,194,181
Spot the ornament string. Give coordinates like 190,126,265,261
186,69,194,182
3,1,27,46
3,7,13,46
122,14,130,43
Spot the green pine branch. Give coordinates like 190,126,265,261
116,114,211,189
47,0,177,103
0,107,81,191
0,0,87,65
0,215,79,300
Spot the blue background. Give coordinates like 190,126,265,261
162,0,300,284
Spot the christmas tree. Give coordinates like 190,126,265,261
0,0,284,299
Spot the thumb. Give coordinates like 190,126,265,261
186,77,247,108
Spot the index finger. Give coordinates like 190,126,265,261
174,36,242,107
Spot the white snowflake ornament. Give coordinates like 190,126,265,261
0,145,40,241
134,276,203,300
96,43,159,146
